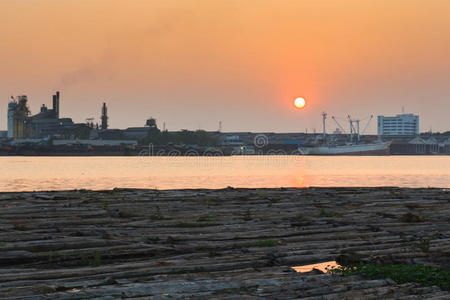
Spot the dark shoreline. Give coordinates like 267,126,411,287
1,185,449,194
1,187,449,298
1,153,449,156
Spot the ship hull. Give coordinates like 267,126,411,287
299,142,391,155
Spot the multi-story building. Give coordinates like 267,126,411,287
377,114,419,136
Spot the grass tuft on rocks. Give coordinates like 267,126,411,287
328,263,450,291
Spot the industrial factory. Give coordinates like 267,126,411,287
1,91,157,154
7,91,96,140
5,91,160,143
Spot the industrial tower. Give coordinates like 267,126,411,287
101,103,108,130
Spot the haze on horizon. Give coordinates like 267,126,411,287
1,0,449,133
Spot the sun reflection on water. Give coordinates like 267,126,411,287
292,261,339,273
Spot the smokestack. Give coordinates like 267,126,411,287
55,91,60,118
52,94,57,113
101,102,108,130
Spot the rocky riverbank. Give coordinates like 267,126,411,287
0,187,449,299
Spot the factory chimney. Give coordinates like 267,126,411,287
101,102,108,130
52,91,60,118
56,91,60,118
52,94,56,114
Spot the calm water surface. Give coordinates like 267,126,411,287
1,156,449,192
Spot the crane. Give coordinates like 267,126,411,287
332,116,347,134
347,115,356,142
361,115,373,134
348,115,374,142
332,114,374,143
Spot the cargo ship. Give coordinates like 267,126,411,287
299,140,391,155
299,113,391,155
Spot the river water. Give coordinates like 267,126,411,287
0,156,449,192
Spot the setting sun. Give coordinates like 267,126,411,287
294,97,306,109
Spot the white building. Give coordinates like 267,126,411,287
377,114,419,136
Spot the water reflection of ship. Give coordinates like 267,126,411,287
299,112,391,155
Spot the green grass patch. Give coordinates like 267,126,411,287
196,216,215,222
243,209,252,221
100,201,110,210
319,208,336,217
118,209,140,218
249,239,277,247
328,263,450,291
205,198,212,209
81,250,102,267
46,250,62,263
410,237,431,253
173,222,209,228
150,206,170,220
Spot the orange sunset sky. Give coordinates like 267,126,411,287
1,0,449,133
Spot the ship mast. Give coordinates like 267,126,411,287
348,116,353,143
348,115,361,143
322,112,327,139
356,120,360,142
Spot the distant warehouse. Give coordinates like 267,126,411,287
377,114,419,136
